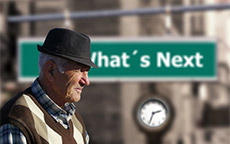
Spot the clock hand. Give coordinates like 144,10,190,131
153,110,162,114
148,110,163,124
148,112,155,124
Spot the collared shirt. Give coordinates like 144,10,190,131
0,78,89,144
31,79,76,129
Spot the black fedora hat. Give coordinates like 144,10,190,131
37,28,97,68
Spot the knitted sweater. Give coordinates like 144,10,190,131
0,88,87,144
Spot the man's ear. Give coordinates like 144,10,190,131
43,60,56,81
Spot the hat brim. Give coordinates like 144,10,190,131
37,45,98,68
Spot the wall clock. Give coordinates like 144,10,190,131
134,95,174,133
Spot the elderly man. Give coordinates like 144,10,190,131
0,28,97,144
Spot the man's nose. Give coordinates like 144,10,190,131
80,71,90,86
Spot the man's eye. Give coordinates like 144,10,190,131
80,69,86,72
81,68,90,72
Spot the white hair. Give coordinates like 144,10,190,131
38,53,70,76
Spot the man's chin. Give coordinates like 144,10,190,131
65,94,81,103
72,95,81,103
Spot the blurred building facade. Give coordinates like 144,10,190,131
0,0,229,144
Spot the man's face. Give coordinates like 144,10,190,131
51,61,90,104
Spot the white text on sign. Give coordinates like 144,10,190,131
91,51,204,68
157,52,204,68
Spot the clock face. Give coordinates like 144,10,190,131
138,98,168,128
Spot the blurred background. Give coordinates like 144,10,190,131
0,0,229,144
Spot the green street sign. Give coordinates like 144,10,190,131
18,37,217,82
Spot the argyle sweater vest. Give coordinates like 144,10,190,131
0,88,88,144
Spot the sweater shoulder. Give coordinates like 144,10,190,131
0,88,31,124
0,88,55,144
1,87,45,128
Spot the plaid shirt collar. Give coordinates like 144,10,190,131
31,78,76,129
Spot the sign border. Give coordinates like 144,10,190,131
17,37,217,82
